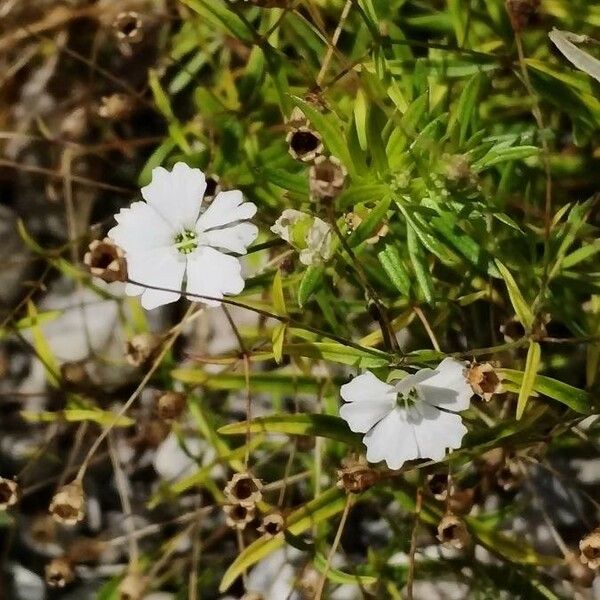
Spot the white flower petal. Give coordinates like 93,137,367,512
363,407,419,470
270,209,304,243
185,246,245,307
126,247,186,309
203,222,258,255
340,400,395,433
195,190,257,232
141,162,206,230
340,372,397,405
409,403,467,462
109,201,173,254
417,358,472,412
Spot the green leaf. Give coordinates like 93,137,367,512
283,342,390,368
312,553,377,586
219,487,348,591
499,368,590,414
348,196,391,247
494,260,534,328
271,269,287,316
455,72,484,145
407,226,434,303
21,409,134,427
377,244,411,296
516,341,542,420
27,301,60,388
298,265,325,307
354,88,369,151
272,323,286,364
219,413,360,445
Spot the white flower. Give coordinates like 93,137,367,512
271,209,333,266
339,358,472,470
108,162,258,309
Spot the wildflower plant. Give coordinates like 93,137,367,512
4,0,600,598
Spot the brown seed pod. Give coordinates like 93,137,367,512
499,316,526,342
223,502,256,530
257,512,285,538
437,513,470,549
309,155,347,200
0,477,19,510
125,333,161,367
84,238,128,283
157,391,187,422
579,527,600,570
567,551,596,587
448,488,475,516
466,362,503,402
336,456,379,494
60,361,90,387
49,480,85,526
204,174,221,202
45,556,75,588
286,126,323,163
224,472,263,507
66,537,108,564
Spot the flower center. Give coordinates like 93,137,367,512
397,386,419,408
174,229,198,254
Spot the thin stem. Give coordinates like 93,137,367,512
406,487,423,600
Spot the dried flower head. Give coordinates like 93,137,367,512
66,537,107,564
49,480,85,526
437,513,470,549
61,107,87,140
336,456,379,494
0,477,19,510
505,0,540,31
30,514,57,545
125,333,160,367
224,502,256,530
136,419,170,448
466,362,502,401
45,556,74,588
448,488,475,516
224,472,262,507
309,155,347,200
113,11,143,43
118,572,148,600
567,551,596,587
444,154,473,184
157,391,187,422
579,527,600,570
286,106,308,130
258,512,285,538
98,93,135,120
84,238,128,283
426,472,449,501
286,126,323,162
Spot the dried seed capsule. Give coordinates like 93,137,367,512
84,238,128,283
309,155,347,200
336,457,379,494
98,93,135,121
286,126,323,163
426,472,449,501
580,527,600,570
224,472,262,507
257,512,285,538
567,551,595,587
113,11,144,44
0,477,18,510
224,502,256,530
437,513,470,549
49,480,85,526
45,556,75,588
157,391,187,422
505,0,540,31
125,333,160,367
60,361,90,387
466,362,502,402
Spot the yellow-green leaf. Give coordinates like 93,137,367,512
516,341,541,420
494,260,534,328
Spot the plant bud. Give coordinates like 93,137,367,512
49,480,85,526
